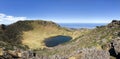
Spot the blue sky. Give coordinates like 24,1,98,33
0,0,120,24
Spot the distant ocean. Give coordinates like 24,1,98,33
58,23,108,29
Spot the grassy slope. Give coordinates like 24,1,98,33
2,20,119,58
36,21,120,57
0,29,8,47
5,20,89,49
21,21,90,49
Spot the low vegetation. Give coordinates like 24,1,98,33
0,20,120,59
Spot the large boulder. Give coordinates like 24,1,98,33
111,37,120,54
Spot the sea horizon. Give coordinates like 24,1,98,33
58,23,108,29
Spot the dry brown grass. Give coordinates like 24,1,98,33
21,22,89,49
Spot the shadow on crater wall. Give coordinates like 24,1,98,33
5,21,33,45
44,35,72,47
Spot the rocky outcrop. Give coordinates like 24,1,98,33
110,37,120,55
107,20,120,28
69,48,110,59
108,37,120,59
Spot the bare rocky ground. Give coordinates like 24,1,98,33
0,48,111,59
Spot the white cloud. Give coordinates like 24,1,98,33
0,13,28,24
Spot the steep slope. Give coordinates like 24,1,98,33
0,24,9,47
65,20,120,59
34,20,120,59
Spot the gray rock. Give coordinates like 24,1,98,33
111,37,120,54
69,48,110,59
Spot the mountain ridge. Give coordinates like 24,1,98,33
0,20,87,49
0,20,120,59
